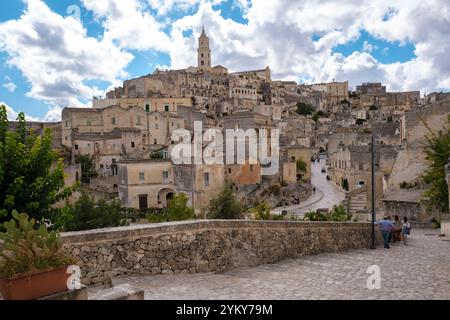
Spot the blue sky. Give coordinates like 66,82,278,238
0,0,448,121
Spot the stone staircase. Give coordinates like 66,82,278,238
344,186,369,217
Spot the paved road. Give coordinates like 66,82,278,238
108,229,450,300
273,159,346,217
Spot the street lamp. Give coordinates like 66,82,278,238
370,134,377,250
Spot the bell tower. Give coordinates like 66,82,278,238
197,27,211,73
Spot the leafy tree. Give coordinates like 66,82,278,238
165,193,195,221
296,159,308,174
423,115,450,212
208,185,243,219
249,201,272,220
75,154,98,183
59,193,124,231
0,107,77,222
146,193,195,223
296,102,315,116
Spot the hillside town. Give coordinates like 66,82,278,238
48,28,449,225
1,11,450,301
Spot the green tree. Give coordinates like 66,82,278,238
0,108,77,222
60,193,123,231
249,201,272,220
75,154,98,183
165,193,195,221
208,185,243,219
296,102,315,116
296,159,308,174
423,115,450,212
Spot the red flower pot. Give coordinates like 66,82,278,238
0,266,71,300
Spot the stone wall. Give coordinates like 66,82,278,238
62,220,381,286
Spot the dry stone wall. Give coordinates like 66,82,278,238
62,220,382,285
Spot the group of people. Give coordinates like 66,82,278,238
377,216,411,249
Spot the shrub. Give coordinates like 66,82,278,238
296,102,315,116
0,211,75,278
57,193,125,232
303,210,327,221
328,205,352,222
208,185,243,219
249,201,272,220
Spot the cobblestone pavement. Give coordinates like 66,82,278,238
273,159,346,217
111,229,450,300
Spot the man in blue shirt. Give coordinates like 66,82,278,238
376,217,395,249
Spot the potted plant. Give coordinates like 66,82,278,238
0,211,76,300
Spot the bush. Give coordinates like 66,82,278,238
0,211,75,278
303,210,327,221
268,184,281,196
296,102,315,116
57,193,125,232
208,185,243,219
303,205,351,222
146,194,195,223
249,201,272,220
328,205,352,222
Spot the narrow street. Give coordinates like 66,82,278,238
273,159,346,217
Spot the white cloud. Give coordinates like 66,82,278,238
3,76,17,92
164,0,450,93
2,0,450,122
363,41,376,53
1,101,41,122
81,0,172,51
0,0,133,108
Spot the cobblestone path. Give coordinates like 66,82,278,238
110,229,450,300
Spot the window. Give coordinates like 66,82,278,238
100,165,104,169
131,142,135,148
145,104,150,112
65,121,69,127
136,116,142,125
163,171,169,183
75,144,79,150
201,53,204,58
229,168,232,174
111,117,116,125
154,139,157,144
204,172,210,187
250,165,254,172
139,172,145,181
177,123,181,129
86,120,91,126
164,105,170,112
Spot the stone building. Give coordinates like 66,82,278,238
118,159,175,210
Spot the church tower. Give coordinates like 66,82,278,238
197,27,211,73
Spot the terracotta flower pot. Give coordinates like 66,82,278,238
0,266,71,300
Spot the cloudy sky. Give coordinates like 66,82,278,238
0,0,449,122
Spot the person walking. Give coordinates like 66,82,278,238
402,217,411,246
376,217,395,249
